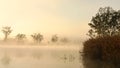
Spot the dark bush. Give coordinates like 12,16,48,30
83,35,120,68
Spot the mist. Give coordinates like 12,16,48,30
0,0,120,68
0,45,82,68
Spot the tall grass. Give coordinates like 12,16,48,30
83,35,120,68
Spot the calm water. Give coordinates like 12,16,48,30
0,45,83,68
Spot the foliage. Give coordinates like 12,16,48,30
2,26,12,41
16,33,26,41
83,35,120,68
31,33,43,44
88,7,120,38
51,35,58,43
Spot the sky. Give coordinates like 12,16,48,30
0,0,120,39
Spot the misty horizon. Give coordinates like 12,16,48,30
0,0,120,39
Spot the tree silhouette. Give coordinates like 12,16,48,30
2,26,12,41
16,34,26,42
31,33,43,44
88,7,120,38
60,37,69,43
51,35,58,43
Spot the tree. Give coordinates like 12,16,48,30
51,35,58,43
31,33,43,44
60,37,69,43
2,26,12,41
88,7,120,38
16,34,26,42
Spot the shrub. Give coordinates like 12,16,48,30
83,35,120,68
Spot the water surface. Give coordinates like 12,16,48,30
0,45,83,68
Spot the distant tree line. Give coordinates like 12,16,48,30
0,26,69,44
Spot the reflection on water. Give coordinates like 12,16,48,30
1,54,11,66
0,45,83,68
60,54,75,62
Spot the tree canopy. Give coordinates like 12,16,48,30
16,34,26,41
88,7,120,38
51,35,58,43
31,33,44,44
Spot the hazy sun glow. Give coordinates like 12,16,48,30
0,0,120,39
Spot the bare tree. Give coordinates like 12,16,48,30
31,33,43,44
2,26,12,41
